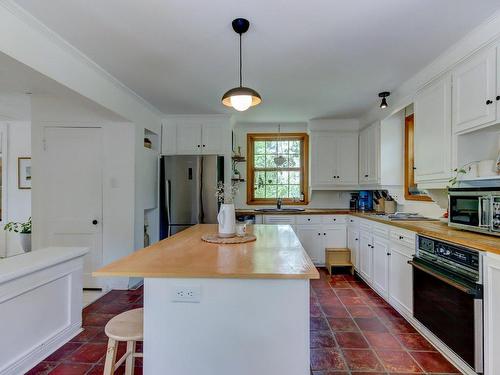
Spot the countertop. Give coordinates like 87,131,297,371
236,208,351,215
236,208,500,254
93,224,319,280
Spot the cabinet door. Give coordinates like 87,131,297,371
337,133,358,185
372,237,389,299
366,123,380,184
414,74,452,183
347,227,360,270
161,123,177,155
177,122,202,154
323,225,347,249
388,244,413,316
359,232,373,282
358,128,368,183
452,48,496,133
201,122,225,155
311,133,337,186
484,254,500,375
296,225,323,264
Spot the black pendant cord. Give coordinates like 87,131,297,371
239,33,243,87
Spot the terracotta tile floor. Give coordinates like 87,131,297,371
310,268,461,374
27,268,461,374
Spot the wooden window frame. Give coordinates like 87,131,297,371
404,114,432,202
246,133,309,205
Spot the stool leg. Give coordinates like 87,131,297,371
125,340,136,375
103,338,118,375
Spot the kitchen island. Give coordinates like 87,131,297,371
94,224,319,375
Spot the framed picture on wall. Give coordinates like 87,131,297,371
18,157,31,189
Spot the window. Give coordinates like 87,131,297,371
247,133,309,205
404,114,432,201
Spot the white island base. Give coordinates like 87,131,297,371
143,277,310,375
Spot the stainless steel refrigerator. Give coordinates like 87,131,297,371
159,155,224,239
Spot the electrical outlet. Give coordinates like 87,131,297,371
171,285,201,303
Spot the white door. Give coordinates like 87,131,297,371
484,254,500,375
336,134,358,185
372,237,389,299
388,244,413,315
176,122,201,154
359,232,373,282
414,74,452,182
42,127,103,288
296,225,323,264
323,225,347,249
201,123,224,155
311,133,336,186
452,48,496,133
347,227,360,270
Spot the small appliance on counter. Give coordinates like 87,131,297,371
349,193,359,211
358,191,373,211
449,187,500,236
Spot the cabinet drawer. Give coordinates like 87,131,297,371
263,215,296,225
296,215,322,225
372,224,390,239
390,229,416,248
322,215,347,224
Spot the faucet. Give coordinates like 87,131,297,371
276,198,283,210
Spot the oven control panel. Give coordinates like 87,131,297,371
417,236,480,273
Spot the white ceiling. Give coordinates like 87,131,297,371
13,0,500,122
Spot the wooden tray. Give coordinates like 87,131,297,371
201,233,257,244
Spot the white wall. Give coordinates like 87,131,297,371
232,122,353,209
31,94,136,289
3,122,31,256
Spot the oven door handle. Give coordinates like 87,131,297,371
408,260,477,295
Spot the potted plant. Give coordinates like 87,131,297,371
4,217,32,252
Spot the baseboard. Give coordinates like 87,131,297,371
0,322,82,375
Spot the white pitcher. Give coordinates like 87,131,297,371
217,203,236,238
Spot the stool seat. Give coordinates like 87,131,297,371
105,308,143,341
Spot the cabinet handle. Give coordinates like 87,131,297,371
399,235,403,240
318,233,321,236
364,174,368,178
355,238,358,241
323,233,326,236
202,144,206,147
307,218,311,221
197,145,201,148
486,99,493,105
497,95,500,101
387,252,391,256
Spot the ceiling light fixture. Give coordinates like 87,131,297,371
379,91,390,109
222,18,262,112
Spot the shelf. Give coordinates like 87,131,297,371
232,156,246,162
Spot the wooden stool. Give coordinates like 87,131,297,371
325,248,354,275
103,308,144,375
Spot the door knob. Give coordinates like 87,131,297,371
92,220,98,225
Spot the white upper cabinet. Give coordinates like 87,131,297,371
177,121,203,154
162,116,230,156
452,47,497,133
359,122,380,185
310,132,358,188
414,73,452,185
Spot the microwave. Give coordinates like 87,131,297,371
449,187,500,236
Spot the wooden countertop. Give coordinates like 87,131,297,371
236,208,351,215
93,224,319,280
351,213,500,255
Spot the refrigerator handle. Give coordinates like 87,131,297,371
166,179,171,237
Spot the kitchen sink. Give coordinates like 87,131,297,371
254,208,306,213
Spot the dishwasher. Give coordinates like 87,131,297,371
410,235,483,373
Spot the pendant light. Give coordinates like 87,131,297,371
274,124,287,167
378,91,390,109
222,18,262,112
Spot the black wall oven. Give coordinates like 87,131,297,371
411,235,483,373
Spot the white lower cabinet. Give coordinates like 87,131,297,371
295,225,323,264
388,242,414,316
359,231,373,282
372,236,389,299
323,225,347,248
347,226,360,270
484,253,500,375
